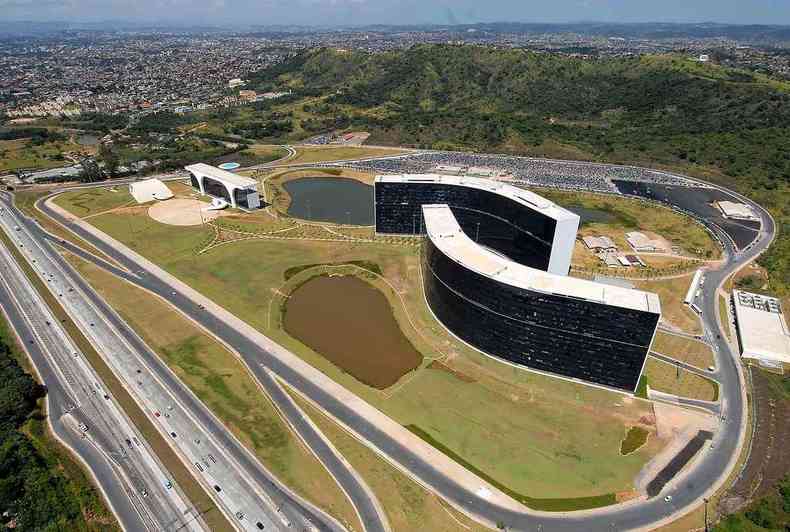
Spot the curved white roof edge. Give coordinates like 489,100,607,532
376,173,578,223
423,204,661,314
376,173,580,276
185,162,257,189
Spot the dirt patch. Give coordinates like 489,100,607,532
148,198,221,226
427,360,476,383
283,275,422,389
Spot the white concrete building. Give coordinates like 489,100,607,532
582,235,617,251
129,178,174,203
626,231,665,252
185,163,260,210
733,290,790,365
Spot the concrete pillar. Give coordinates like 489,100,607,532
225,183,237,208
197,174,205,194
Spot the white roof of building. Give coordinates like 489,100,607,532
718,201,757,220
377,174,578,224
423,204,660,314
582,235,616,249
626,231,665,250
733,290,790,363
129,178,173,203
185,163,256,189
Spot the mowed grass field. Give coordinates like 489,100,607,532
83,206,664,502
65,253,362,531
652,331,716,369
54,187,134,217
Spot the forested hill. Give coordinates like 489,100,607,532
256,45,789,184
253,45,790,293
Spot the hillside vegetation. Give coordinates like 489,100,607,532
0,319,116,530
251,45,790,294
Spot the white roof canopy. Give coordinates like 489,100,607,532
185,163,256,189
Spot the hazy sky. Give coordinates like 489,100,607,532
2,0,790,26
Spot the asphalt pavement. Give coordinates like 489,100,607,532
0,225,205,532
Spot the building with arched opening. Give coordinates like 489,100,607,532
185,163,261,210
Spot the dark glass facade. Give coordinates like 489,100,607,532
376,181,556,271
422,238,659,392
233,187,261,210
202,176,232,203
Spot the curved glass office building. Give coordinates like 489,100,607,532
375,175,661,393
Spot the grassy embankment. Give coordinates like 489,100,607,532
81,205,663,505
652,331,716,369
64,253,362,531
644,358,719,402
13,189,115,266
635,274,703,335
0,227,231,531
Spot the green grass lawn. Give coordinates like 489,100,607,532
635,275,703,335
81,206,665,501
54,187,134,217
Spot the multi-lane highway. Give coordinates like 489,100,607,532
3,154,775,531
0,213,205,532
0,196,361,532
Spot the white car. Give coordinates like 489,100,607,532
664,495,672,503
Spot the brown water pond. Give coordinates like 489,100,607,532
283,275,422,389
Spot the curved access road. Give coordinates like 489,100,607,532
30,157,775,531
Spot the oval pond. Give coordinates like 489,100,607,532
283,275,422,389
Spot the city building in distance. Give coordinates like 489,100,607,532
732,290,790,366
185,163,261,210
375,174,661,393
